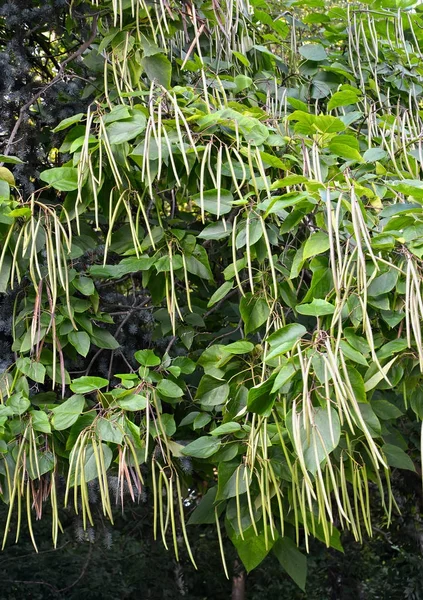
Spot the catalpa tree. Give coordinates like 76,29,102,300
0,0,422,590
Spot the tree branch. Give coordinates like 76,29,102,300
1,14,98,161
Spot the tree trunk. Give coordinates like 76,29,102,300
231,560,246,600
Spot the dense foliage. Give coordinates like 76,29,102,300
1,0,423,590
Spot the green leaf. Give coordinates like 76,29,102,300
234,74,252,92
90,257,154,279
52,395,85,430
52,113,84,132
193,412,212,430
216,462,247,501
68,331,91,357
287,97,308,112
329,141,363,162
207,281,234,308
299,43,327,61
7,393,30,416
0,179,10,199
96,417,124,444
196,375,229,407
0,254,11,293
411,391,423,419
372,399,403,420
303,232,330,260
376,339,408,360
102,105,131,123
106,112,146,144
30,410,51,434
235,218,263,249
185,250,214,280
271,363,297,393
141,53,172,88
266,324,307,361
339,341,368,367
0,155,24,164
287,407,341,474
156,379,184,398
225,341,254,354
211,422,241,436
233,51,250,67
347,366,366,404
327,90,360,111
273,537,307,591
90,327,120,350
181,436,221,459
192,189,233,215
364,357,397,392
239,295,270,335
117,394,148,411
247,377,276,416
368,270,398,297
344,329,370,355
296,299,335,316
356,403,381,437
16,358,46,384
198,221,233,241
39,167,78,191
382,444,416,472
173,357,196,374
70,376,109,393
314,115,346,134
134,349,161,367
228,524,277,573
73,275,95,296
363,148,387,162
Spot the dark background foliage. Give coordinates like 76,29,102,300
0,470,423,599
0,0,93,194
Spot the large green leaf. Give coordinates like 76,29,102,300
227,524,277,572
141,54,172,88
192,189,234,215
181,436,221,459
303,232,330,260
16,358,46,384
299,43,327,61
382,444,416,472
106,112,146,144
156,379,184,399
52,113,84,132
273,537,307,591
52,395,85,430
239,295,271,335
39,167,78,191
68,331,91,357
296,299,335,316
287,407,341,474
134,349,161,367
70,377,109,394
195,375,229,407
90,327,120,350
266,324,307,361
247,377,276,416
327,90,360,111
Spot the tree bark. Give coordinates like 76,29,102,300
231,560,246,600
